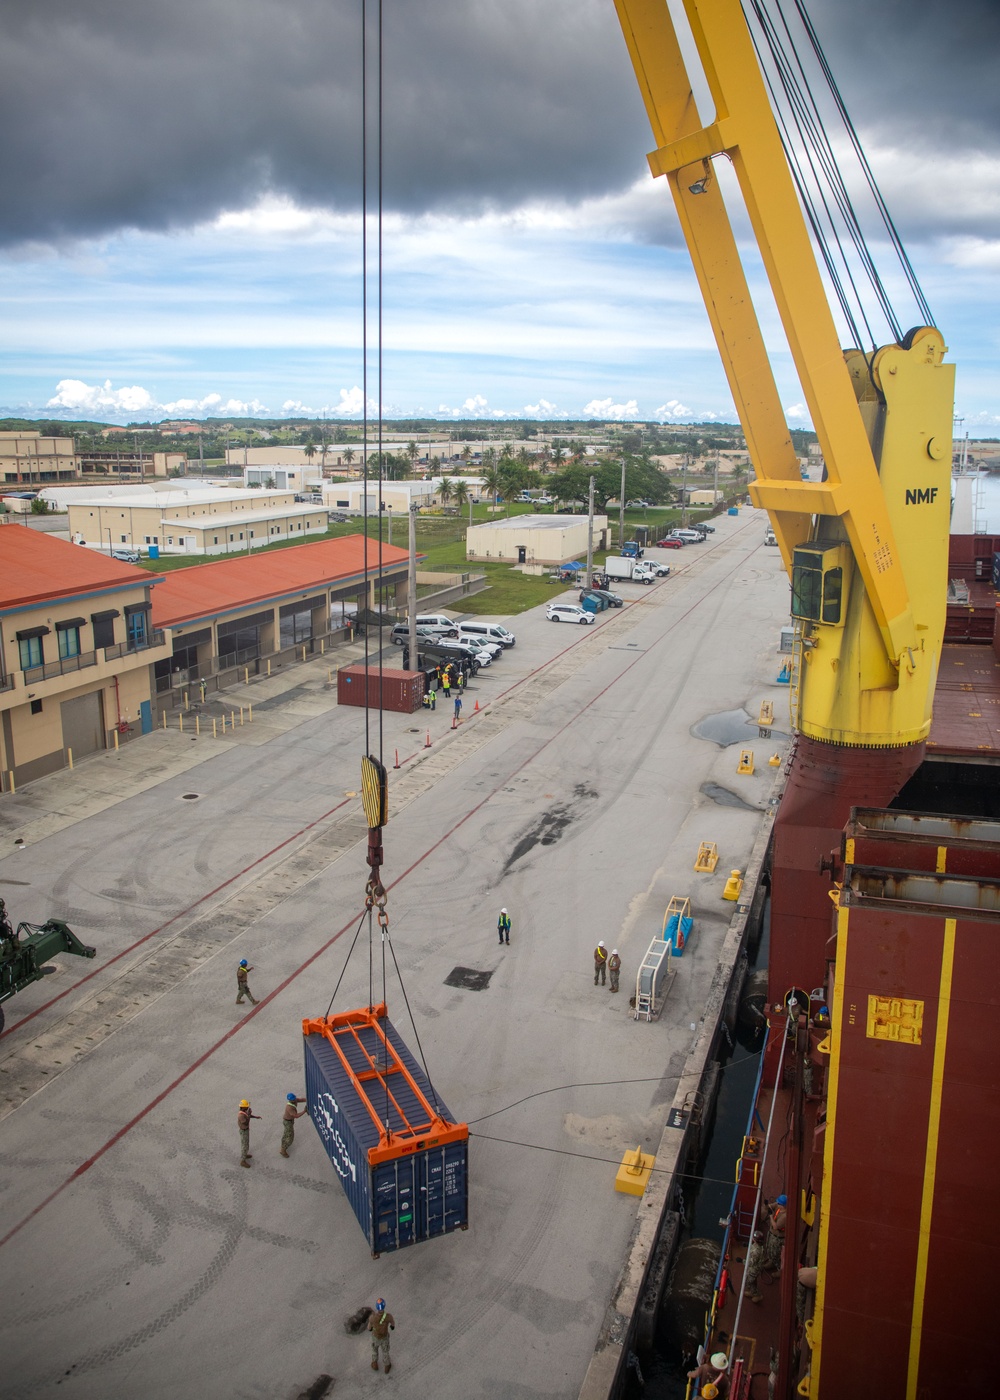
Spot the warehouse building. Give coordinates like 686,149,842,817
150,535,413,697
466,514,608,566
66,485,328,556
0,528,169,788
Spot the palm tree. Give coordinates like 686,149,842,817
453,480,469,510
343,446,355,468
482,466,502,506
303,442,316,461
406,440,419,472
439,475,455,507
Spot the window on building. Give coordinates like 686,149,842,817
18,635,43,668
57,626,81,659
213,536,218,544
125,606,149,648
91,610,118,649
120,534,128,543
30,699,43,715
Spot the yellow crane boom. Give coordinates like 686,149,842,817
613,0,953,748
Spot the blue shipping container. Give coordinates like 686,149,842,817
303,1010,469,1256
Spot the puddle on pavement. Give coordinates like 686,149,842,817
700,782,758,811
691,708,754,746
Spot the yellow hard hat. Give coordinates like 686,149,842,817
239,1099,249,1108
702,1387,719,1400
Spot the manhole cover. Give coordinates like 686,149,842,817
180,793,201,801
444,966,494,991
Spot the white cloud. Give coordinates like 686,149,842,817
583,397,638,420
654,398,692,420
47,378,156,414
523,399,558,416
784,402,811,422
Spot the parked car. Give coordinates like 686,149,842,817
536,495,554,504
655,537,685,549
672,528,706,543
626,499,652,508
693,521,716,533
390,623,455,646
415,613,460,635
110,546,141,563
547,603,595,625
456,634,503,661
590,589,624,608
457,621,516,648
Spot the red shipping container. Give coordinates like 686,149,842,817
337,664,424,713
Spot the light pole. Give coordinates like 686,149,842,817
586,475,595,590
407,503,418,672
619,458,626,551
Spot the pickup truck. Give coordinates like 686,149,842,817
604,555,657,584
621,541,644,559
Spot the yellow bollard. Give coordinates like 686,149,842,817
7,770,14,793
245,667,249,685
267,659,271,677
184,690,190,711
723,869,744,901
113,728,119,752
239,706,244,726
320,638,325,655
213,717,218,738
67,747,73,770
195,715,200,736
230,710,235,730
161,710,167,729
248,703,252,722
301,645,306,662
221,713,226,733
179,714,184,732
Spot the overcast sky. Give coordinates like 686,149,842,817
2,0,998,428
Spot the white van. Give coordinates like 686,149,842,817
457,621,516,649
415,614,459,635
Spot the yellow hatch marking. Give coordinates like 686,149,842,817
935,846,947,874
906,916,956,1399
811,904,850,1392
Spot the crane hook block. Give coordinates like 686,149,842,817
361,753,388,830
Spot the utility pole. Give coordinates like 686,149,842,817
407,503,418,673
619,457,626,550
198,434,203,478
586,475,595,590
681,454,689,527
713,456,719,508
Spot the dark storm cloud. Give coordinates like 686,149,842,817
1,0,996,249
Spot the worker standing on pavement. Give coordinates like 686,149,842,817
236,959,258,1005
453,693,462,724
441,669,451,701
280,1092,307,1157
608,949,621,992
237,1098,261,1167
594,941,608,985
498,908,511,945
368,1297,396,1374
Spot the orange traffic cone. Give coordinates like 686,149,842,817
473,699,480,713
424,731,432,748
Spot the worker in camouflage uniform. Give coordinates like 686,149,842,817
368,1297,396,1373
744,1228,766,1302
594,941,608,985
608,949,622,992
236,959,258,1005
237,1098,261,1167
763,1194,787,1271
280,1092,307,1157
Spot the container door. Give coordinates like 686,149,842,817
418,1144,469,1239
372,1159,417,1252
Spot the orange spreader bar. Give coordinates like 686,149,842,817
302,1004,469,1165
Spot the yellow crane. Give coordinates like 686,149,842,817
612,0,953,750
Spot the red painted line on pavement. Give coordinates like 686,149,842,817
0,521,760,1251
0,794,354,1039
